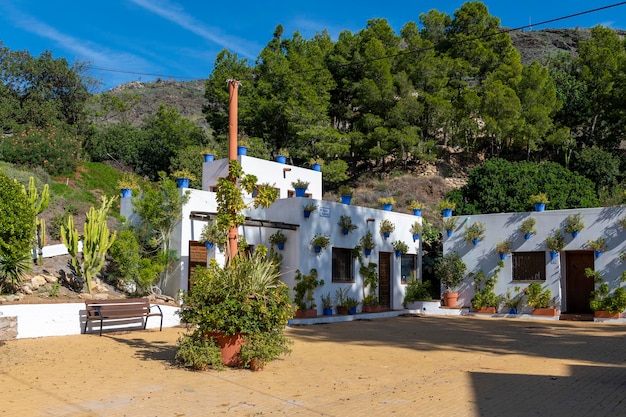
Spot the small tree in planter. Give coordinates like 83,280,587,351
545,230,566,258
525,282,555,315
293,268,324,317
321,292,333,315
391,240,409,257
585,268,626,318
502,286,523,314
334,287,350,314
360,230,376,256
434,252,467,307
269,230,287,250
470,261,502,313
495,239,512,260
463,221,486,245
379,219,395,239
520,217,537,239
564,213,584,237
338,215,358,235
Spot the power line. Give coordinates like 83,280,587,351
86,2,626,81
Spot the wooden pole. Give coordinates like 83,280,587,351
227,79,240,261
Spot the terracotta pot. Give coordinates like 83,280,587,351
249,359,265,372
443,292,459,307
295,309,317,318
336,306,349,315
532,308,558,316
593,311,621,319
475,307,496,314
205,331,244,367
362,304,382,313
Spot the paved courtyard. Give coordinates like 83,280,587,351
1,315,625,416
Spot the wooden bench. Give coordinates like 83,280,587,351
83,298,163,336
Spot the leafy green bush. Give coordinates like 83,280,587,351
175,330,224,371
525,282,552,309
403,280,432,306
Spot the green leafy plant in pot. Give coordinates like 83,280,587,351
410,221,423,242
564,213,584,237
360,230,376,256
403,280,433,307
585,268,626,317
470,261,502,313
463,221,486,245
269,230,287,250
434,252,466,307
545,230,565,259
525,282,554,315
338,215,358,235
520,217,536,240
293,268,324,317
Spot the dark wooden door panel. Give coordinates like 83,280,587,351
565,251,594,314
378,252,391,308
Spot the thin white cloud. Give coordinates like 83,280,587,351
129,0,260,58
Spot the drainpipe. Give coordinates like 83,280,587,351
227,79,240,261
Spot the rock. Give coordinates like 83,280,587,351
44,274,58,284
93,293,109,300
22,286,33,295
80,293,94,299
31,275,48,289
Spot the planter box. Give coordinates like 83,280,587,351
295,309,317,319
336,306,349,315
474,307,497,314
532,308,558,316
362,304,382,313
593,311,621,319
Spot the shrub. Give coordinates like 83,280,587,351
175,330,224,371
525,282,552,309
403,280,432,306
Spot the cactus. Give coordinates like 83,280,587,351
23,177,50,265
61,196,117,294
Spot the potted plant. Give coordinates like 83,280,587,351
391,240,409,257
292,179,309,197
293,268,324,318
495,239,512,260
407,200,425,216
344,296,359,314
239,331,292,371
403,280,436,309
334,287,350,315
310,157,324,172
545,230,565,259
442,217,458,238
338,215,358,235
310,233,331,253
502,286,522,314
529,193,549,212
321,292,333,316
276,148,289,164
117,173,139,198
201,147,217,162
564,213,584,238
269,230,287,250
520,217,536,240
379,219,395,239
237,138,250,155
434,252,467,307
410,221,423,242
463,221,486,245
172,169,196,188
585,268,626,318
303,202,317,218
338,185,353,205
359,259,381,313
178,251,293,368
437,200,456,217
360,230,376,256
470,262,502,314
200,221,226,250
587,237,607,258
378,197,396,211
525,282,556,316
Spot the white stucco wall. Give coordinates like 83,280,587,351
443,207,626,312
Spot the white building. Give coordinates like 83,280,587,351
442,207,626,315
121,154,423,313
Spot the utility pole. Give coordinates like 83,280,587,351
226,79,240,261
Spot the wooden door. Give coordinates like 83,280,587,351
378,252,392,308
565,251,595,314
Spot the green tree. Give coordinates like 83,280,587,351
570,146,621,193
0,171,35,292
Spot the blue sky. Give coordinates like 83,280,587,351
1,1,624,91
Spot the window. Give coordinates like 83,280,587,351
332,248,353,282
401,254,417,284
512,252,546,281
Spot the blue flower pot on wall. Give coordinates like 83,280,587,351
121,188,132,198
395,250,402,257
446,229,453,237
534,203,546,212
276,155,287,164
413,233,420,242
549,251,558,259
204,241,214,250
323,308,333,316
382,203,393,211
176,178,190,188
412,209,422,216
594,250,602,258
524,232,532,240
277,242,285,250
499,253,507,260
364,248,372,257
571,231,579,238
304,210,311,218
342,228,349,235
348,307,357,315
509,308,517,314
383,232,390,239
314,245,322,253
341,195,352,205
295,187,306,197
237,146,247,156
203,153,215,162
442,208,453,217
312,163,322,172
472,238,479,245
